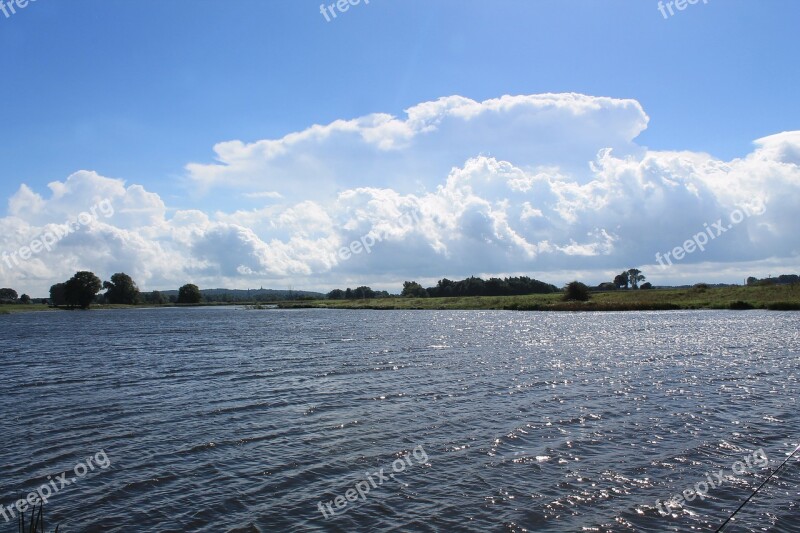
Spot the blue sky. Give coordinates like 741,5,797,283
2,0,796,208
1,1,798,294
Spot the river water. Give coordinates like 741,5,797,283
1,308,799,532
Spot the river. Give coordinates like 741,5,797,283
1,308,799,532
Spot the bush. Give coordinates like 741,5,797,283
767,302,800,311
596,282,618,291
563,281,590,302
640,282,653,290
729,300,754,310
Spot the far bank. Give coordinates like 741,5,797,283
275,284,800,312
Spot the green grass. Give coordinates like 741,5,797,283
0,302,247,314
277,284,800,311
4,285,798,314
0,304,55,314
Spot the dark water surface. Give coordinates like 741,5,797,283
2,308,800,532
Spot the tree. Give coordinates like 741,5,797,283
434,278,456,297
64,271,103,309
327,289,346,300
425,276,558,298
19,294,31,304
640,282,653,290
0,288,18,302
485,277,508,296
103,273,140,305
144,290,167,304
627,268,646,290
50,283,67,306
613,272,629,289
401,281,428,298
178,284,202,304
353,286,376,299
563,281,590,302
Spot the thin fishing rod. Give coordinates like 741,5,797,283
715,443,800,532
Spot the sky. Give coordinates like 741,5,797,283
0,0,798,296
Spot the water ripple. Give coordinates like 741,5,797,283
1,309,799,531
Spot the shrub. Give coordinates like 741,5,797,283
767,302,800,311
729,300,754,310
563,281,590,302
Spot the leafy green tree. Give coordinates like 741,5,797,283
401,281,428,298
327,289,346,300
424,276,557,298
64,271,103,309
19,294,31,304
103,273,140,305
597,282,618,291
0,288,18,301
640,282,653,290
563,281,590,302
484,277,507,296
148,291,167,304
177,284,202,304
613,272,629,289
434,278,456,297
50,283,67,306
353,286,376,299
627,268,645,290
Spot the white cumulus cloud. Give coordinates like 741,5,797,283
1,94,798,296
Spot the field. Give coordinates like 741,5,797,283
2,285,799,314
276,284,800,311
0,304,56,315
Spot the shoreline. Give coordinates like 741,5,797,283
3,285,799,314
275,285,800,312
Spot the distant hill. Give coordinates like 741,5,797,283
157,288,325,302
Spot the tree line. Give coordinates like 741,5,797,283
48,271,202,309
8,268,793,310
0,288,32,304
403,276,559,298
747,274,799,286
325,276,559,300
326,286,392,300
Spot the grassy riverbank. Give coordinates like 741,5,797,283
3,284,798,314
0,304,57,314
276,284,800,311
0,302,244,314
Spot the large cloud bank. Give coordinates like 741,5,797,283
1,93,798,295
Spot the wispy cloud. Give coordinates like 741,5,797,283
242,191,284,200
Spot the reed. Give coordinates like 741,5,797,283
18,503,59,533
